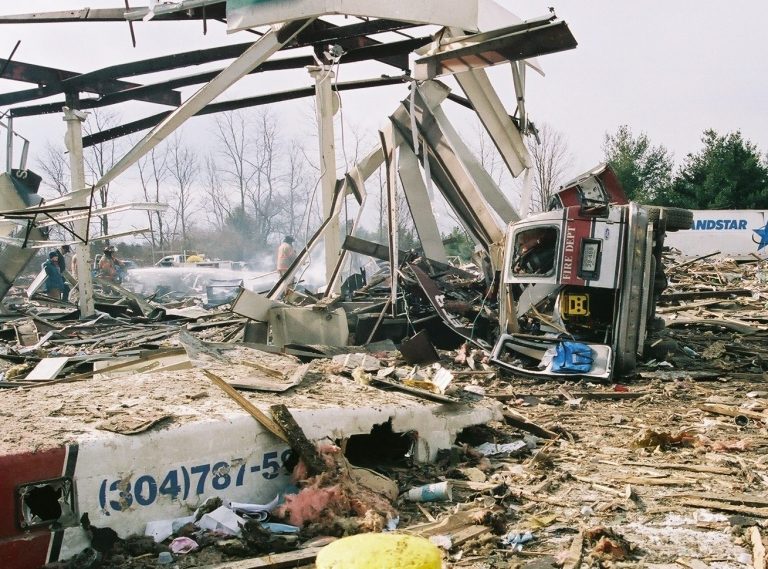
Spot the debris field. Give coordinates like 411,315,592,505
0,254,767,569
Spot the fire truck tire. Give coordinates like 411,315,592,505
646,206,693,232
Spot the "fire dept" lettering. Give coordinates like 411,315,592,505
562,225,576,280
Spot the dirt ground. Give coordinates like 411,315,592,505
31,340,767,569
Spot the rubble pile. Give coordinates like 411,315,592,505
0,255,766,569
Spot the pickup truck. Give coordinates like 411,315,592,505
492,164,692,379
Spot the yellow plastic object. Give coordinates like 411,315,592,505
316,533,442,569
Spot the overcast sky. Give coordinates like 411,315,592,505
1,1,767,194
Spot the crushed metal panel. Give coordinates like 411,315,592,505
268,306,349,348
226,0,480,32
25,357,69,381
454,67,530,176
233,287,286,321
410,265,491,350
398,142,448,263
0,173,46,300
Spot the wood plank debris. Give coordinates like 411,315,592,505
677,498,768,518
202,370,288,443
503,409,559,439
0,245,767,568
561,532,583,569
699,403,767,422
197,546,322,568
750,526,766,569
270,403,326,476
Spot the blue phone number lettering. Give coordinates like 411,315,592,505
98,449,291,512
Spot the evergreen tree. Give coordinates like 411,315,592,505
602,125,673,202
659,130,768,209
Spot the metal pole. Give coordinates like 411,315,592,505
5,116,12,173
308,65,341,294
63,102,96,317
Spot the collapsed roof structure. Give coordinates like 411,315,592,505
1,6,768,569
0,0,576,315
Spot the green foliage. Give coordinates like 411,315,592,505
656,130,768,209
602,125,674,202
442,226,475,261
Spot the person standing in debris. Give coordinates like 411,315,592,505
276,235,297,277
56,244,72,273
43,251,66,299
57,244,73,299
99,246,124,283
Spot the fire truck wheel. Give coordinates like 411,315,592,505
646,206,694,232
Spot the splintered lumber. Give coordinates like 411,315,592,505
616,476,696,486
202,370,288,443
198,546,321,568
490,391,648,401
660,289,753,302
699,403,768,422
270,404,326,476
669,251,721,269
657,298,730,314
677,492,768,508
503,410,558,439
678,498,768,518
664,317,758,334
561,532,583,569
750,526,766,569
621,461,733,475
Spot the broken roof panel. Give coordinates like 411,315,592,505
414,19,577,80
226,0,480,32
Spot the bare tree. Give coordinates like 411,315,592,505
136,146,171,250
203,155,231,231
278,140,308,238
214,110,258,213
248,110,282,246
475,125,508,189
166,134,199,248
83,109,121,236
527,124,573,212
37,142,70,197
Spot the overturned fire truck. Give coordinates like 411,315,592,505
493,165,692,379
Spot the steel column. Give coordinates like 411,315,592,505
308,65,341,294
63,106,96,317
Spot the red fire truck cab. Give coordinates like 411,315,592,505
492,164,692,378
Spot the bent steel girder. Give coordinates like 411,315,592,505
390,108,493,250
81,75,406,147
10,36,426,118
415,82,519,224
389,82,516,254
0,18,422,108
0,5,227,23
397,141,448,263
454,67,530,176
322,143,385,295
96,18,316,189
0,59,181,107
